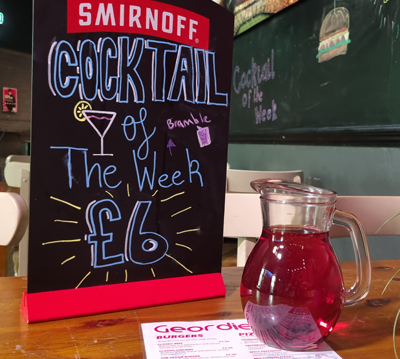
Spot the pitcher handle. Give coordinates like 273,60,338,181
332,209,371,307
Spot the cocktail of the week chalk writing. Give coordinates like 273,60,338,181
233,50,277,125
46,34,228,286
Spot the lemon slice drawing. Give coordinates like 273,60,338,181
74,101,92,122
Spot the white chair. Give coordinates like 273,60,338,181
5,155,30,165
0,192,28,246
227,169,304,193
225,169,304,266
4,156,30,275
4,156,30,188
223,194,400,266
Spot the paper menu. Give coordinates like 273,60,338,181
141,318,343,359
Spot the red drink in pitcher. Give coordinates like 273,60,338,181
241,226,345,350
243,179,371,350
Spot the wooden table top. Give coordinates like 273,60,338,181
0,260,399,358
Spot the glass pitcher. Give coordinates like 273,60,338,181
241,179,371,350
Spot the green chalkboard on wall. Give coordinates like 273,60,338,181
229,0,400,145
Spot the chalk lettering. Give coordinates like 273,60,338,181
195,49,207,104
186,148,203,187
118,37,145,103
255,100,277,124
207,51,228,106
253,86,263,103
85,159,102,188
125,201,169,265
145,40,178,102
79,39,99,101
166,112,209,130
103,165,122,189
87,199,125,268
50,146,87,188
100,37,118,101
50,147,122,189
122,108,156,160
168,45,195,103
234,50,278,124
84,152,122,188
233,50,275,95
132,149,156,191
53,41,79,98
48,38,228,106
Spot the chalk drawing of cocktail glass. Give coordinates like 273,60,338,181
81,110,116,156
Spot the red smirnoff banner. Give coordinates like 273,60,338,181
67,0,210,50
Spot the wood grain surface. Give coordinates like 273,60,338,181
0,261,399,358
0,246,7,277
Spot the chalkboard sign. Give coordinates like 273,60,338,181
229,0,400,145
23,0,233,323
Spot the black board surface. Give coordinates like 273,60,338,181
229,0,400,146
29,0,233,294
